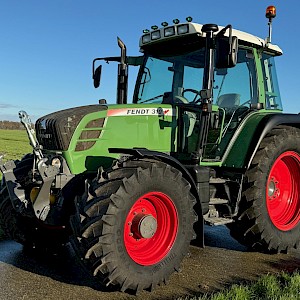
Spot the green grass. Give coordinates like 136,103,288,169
0,129,32,181
180,272,300,300
0,129,32,162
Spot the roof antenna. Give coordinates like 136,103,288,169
265,5,276,45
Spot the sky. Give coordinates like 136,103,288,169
0,0,298,121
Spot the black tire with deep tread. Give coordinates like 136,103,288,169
229,126,300,253
0,184,27,243
0,155,34,244
70,159,197,293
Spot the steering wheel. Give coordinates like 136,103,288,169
182,89,201,103
239,99,252,107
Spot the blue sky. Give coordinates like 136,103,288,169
0,0,298,121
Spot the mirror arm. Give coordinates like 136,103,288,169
217,24,234,54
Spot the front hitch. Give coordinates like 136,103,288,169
19,111,60,220
0,111,60,221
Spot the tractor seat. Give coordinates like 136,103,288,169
217,93,241,108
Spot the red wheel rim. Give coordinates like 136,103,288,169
124,192,178,266
266,151,300,231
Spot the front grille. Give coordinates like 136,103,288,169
35,105,107,151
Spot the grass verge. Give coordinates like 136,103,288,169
180,271,300,300
0,129,31,160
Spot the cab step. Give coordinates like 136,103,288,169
209,178,227,184
209,197,228,205
204,216,234,226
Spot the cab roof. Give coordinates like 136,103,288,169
139,22,282,56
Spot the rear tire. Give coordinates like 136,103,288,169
229,126,300,252
70,159,197,293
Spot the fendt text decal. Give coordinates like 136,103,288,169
107,108,174,117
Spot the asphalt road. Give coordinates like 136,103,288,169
1,226,300,300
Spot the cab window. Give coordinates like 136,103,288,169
261,53,282,110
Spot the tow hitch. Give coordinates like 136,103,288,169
0,111,60,221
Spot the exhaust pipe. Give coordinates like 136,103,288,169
117,37,128,104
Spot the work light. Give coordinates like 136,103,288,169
177,24,189,35
164,26,175,37
151,30,161,40
142,34,151,44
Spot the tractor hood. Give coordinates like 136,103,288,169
35,104,108,151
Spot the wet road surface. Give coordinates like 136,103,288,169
1,226,300,300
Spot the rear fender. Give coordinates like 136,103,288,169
223,113,300,171
246,114,300,170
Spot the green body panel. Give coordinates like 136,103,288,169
63,104,177,174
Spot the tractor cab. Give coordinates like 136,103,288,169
92,15,282,165
133,18,283,163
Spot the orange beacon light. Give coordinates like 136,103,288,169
266,5,276,20
265,5,276,44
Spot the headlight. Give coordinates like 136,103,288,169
164,26,175,37
51,157,62,170
177,24,189,34
142,34,151,44
151,30,161,40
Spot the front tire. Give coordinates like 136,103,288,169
0,155,35,244
0,184,27,243
0,155,69,253
230,126,300,252
70,159,197,293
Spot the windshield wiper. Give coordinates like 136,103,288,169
139,94,164,104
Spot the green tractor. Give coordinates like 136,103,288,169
1,5,299,293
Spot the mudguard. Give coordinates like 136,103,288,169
222,113,300,171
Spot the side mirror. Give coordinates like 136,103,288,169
93,65,102,88
216,36,238,69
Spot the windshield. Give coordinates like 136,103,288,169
133,48,258,107
134,49,205,105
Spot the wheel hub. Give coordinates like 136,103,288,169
267,177,278,198
135,214,157,238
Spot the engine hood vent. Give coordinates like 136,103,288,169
35,105,107,151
